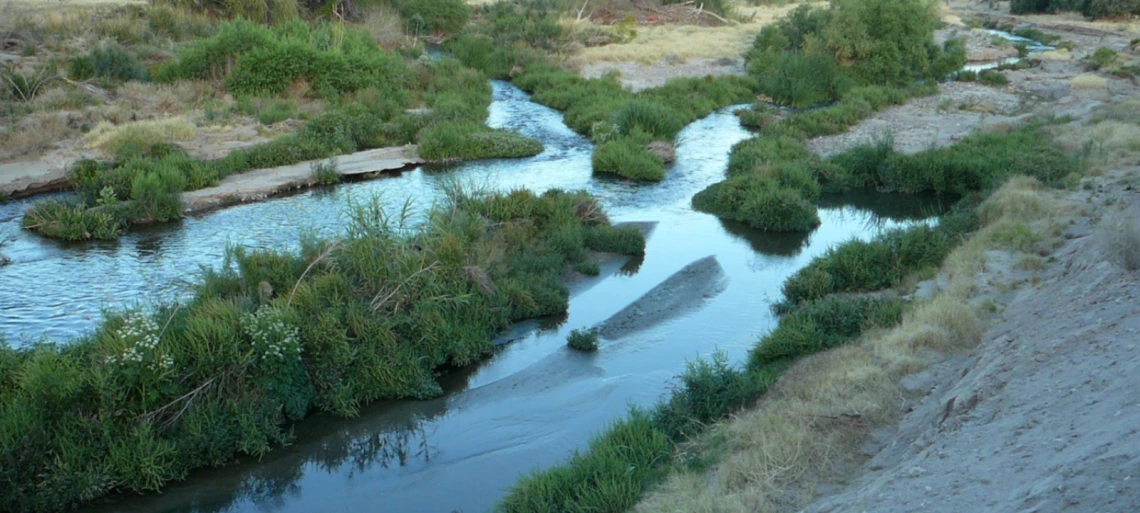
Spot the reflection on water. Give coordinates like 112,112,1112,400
7,82,953,513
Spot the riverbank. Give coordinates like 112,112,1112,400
623,4,1140,512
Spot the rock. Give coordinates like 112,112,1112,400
0,253,8,267
646,140,676,164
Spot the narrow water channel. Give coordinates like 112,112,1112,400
5,82,951,512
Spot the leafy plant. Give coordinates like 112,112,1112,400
566,328,598,351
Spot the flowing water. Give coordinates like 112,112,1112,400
4,82,952,512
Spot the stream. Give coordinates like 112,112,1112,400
3,82,953,512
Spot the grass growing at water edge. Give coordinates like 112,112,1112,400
2,186,645,512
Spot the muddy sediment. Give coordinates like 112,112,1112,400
596,254,728,340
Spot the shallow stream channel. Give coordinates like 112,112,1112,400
2,82,952,513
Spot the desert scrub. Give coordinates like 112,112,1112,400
1,186,645,512
566,329,599,351
977,69,1009,87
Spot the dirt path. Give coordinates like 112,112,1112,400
180,145,423,214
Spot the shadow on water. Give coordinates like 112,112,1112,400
817,189,959,224
717,218,811,258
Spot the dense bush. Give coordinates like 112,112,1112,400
747,0,962,106
395,0,471,36
69,43,148,82
1081,0,1140,18
977,69,1009,87
4,188,645,512
692,177,821,232
1008,0,1139,18
566,329,599,351
161,19,411,98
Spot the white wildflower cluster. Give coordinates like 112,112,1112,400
242,306,302,363
105,311,172,371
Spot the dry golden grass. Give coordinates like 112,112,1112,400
636,176,1076,513
1071,73,1109,90
117,81,213,115
1098,206,1140,271
1038,49,1073,61
574,3,798,65
0,113,72,160
83,116,197,155
1053,99,1140,173
360,5,410,50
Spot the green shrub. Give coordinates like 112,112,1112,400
396,0,471,36
750,295,904,370
1091,46,1119,70
584,224,647,255
612,99,688,140
86,43,148,82
592,138,665,181
21,199,124,240
692,178,821,232
1011,0,1052,13
751,51,849,107
977,69,1009,87
1082,0,1140,18
310,159,340,185
566,328,599,351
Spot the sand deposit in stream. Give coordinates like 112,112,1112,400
597,254,729,339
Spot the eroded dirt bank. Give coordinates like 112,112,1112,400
802,209,1140,513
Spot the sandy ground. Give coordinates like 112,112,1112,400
810,26,1140,156
596,254,728,339
180,145,423,214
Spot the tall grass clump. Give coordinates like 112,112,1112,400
418,123,543,162
2,187,644,512
566,328,599,351
748,295,904,371
593,138,665,181
775,211,977,311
